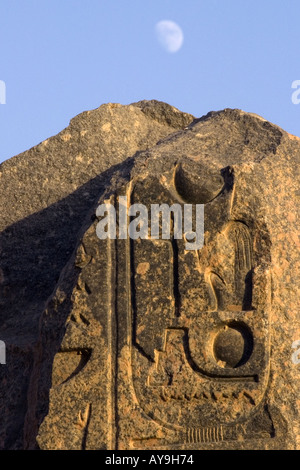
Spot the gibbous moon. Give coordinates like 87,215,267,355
155,20,184,53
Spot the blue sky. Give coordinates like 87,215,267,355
1,0,300,163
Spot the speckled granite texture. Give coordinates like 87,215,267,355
0,102,299,449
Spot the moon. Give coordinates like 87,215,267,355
155,20,184,53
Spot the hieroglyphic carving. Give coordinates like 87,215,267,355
114,162,275,449
130,408,279,449
208,221,253,311
186,426,224,444
52,349,92,387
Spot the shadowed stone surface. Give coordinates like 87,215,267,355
0,100,193,449
0,103,299,450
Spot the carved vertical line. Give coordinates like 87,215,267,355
241,230,247,269
126,183,133,348
129,184,138,349
245,226,253,269
81,403,92,450
229,176,236,216
205,270,219,311
107,194,117,450
115,185,133,450
107,235,113,449
241,231,247,269
171,213,181,317
235,231,242,270
114,234,120,450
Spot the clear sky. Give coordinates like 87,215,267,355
1,0,300,163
